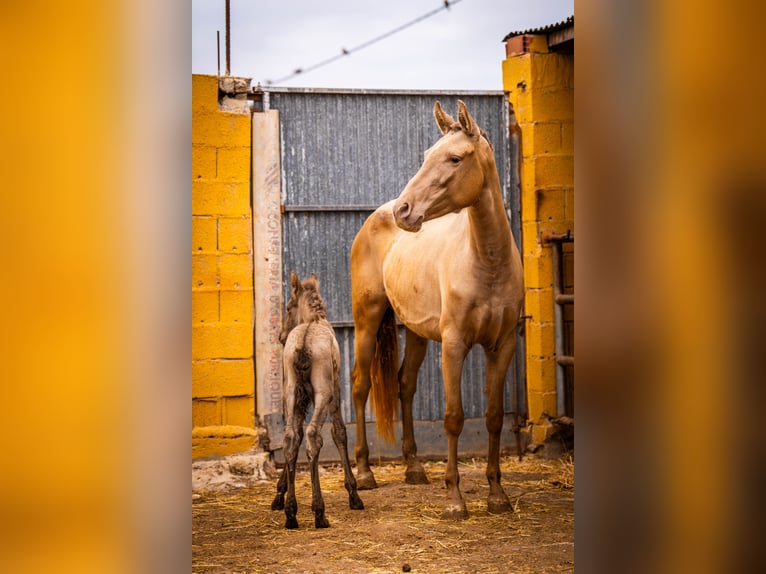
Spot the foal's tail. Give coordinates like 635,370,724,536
369,307,399,444
294,326,314,418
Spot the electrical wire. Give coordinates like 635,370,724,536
264,0,465,86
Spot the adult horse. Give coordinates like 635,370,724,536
350,100,524,519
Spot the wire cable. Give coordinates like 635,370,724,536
264,0,465,86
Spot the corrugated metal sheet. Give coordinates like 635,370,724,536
269,90,525,428
502,15,574,41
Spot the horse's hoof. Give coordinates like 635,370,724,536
285,517,299,529
404,468,430,485
349,492,365,510
487,493,512,514
315,516,330,529
271,496,284,511
356,471,378,490
441,503,469,520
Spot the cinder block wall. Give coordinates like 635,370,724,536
192,74,257,458
502,38,574,442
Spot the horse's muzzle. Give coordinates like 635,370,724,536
393,201,424,232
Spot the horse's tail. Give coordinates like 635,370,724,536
294,325,314,418
369,307,399,444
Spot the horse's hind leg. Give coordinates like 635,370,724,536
270,462,287,510
306,393,331,528
282,417,304,529
484,340,516,514
400,329,429,484
350,300,388,490
329,396,364,510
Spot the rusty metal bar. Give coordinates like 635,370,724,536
282,204,378,213
555,293,574,305
225,0,231,76
556,355,574,367
541,230,574,244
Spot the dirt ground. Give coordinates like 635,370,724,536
193,454,574,573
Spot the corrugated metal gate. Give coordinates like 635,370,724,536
266,88,525,454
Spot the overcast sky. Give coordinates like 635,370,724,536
192,0,573,91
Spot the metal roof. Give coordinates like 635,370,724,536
502,15,574,41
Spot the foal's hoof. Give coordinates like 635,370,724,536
487,493,512,514
271,496,285,511
349,492,365,510
404,468,430,485
441,503,469,520
356,471,378,490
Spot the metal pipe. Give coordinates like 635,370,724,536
551,240,567,417
555,293,574,305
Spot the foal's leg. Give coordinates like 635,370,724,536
306,390,331,528
400,329,429,484
484,339,517,514
350,300,388,490
440,333,471,520
329,393,364,510
282,410,305,529
272,368,303,514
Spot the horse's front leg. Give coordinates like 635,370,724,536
400,329,429,484
484,339,517,514
441,335,470,520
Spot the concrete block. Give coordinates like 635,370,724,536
191,75,220,114
523,251,553,289
192,253,218,289
218,216,252,253
526,321,555,357
193,359,254,398
525,288,555,323
192,291,219,324
531,122,562,154
534,155,574,188
537,188,567,223
223,396,255,428
192,398,220,427
216,146,251,181
218,253,252,290
192,144,217,180
530,89,574,122
192,323,253,360
220,289,253,323
192,216,217,253
192,180,251,216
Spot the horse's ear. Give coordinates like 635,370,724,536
290,271,301,293
457,100,478,138
309,272,319,290
434,101,454,135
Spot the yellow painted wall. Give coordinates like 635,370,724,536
502,41,574,442
192,74,256,458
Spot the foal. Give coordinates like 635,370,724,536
271,272,364,529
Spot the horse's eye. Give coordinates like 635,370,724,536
450,156,461,164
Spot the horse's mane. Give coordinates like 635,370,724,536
298,277,328,322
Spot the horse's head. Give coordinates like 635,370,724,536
393,100,494,232
279,272,326,344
